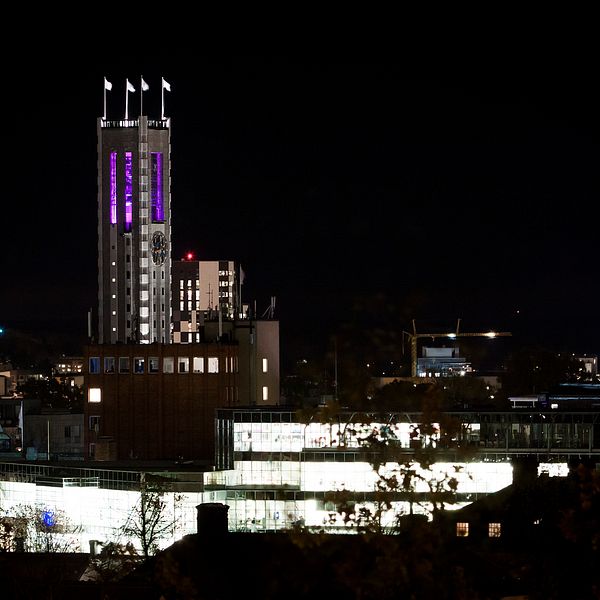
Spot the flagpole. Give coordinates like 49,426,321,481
140,75,143,116
161,80,164,120
103,81,107,120
125,79,129,120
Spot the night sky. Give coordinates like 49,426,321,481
3,52,599,369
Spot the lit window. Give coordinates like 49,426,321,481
208,357,219,373
193,357,204,373
89,416,100,432
134,358,145,373
456,522,469,537
163,357,174,373
262,386,268,401
180,280,184,289
149,357,159,373
262,358,268,373
110,152,117,224
488,523,501,538
89,357,101,374
88,388,102,403
124,151,133,232
178,357,190,373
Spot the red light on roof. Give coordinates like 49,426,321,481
186,252,194,260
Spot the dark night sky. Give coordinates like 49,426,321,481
3,50,599,368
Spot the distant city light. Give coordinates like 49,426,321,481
485,332,497,338
186,252,194,260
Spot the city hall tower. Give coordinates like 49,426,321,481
97,77,172,344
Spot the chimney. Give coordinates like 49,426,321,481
511,457,538,489
196,503,229,537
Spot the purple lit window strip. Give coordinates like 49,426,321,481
110,152,117,224
125,152,133,232
151,152,164,222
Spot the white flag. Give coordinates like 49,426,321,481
141,78,149,92
162,77,171,92
239,266,246,285
104,77,112,91
127,80,136,93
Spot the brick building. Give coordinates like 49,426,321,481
84,342,239,461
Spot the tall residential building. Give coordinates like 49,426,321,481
97,114,171,344
172,259,238,343
172,258,280,405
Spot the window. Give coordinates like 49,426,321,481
149,357,159,373
193,357,204,373
89,443,96,458
262,386,269,401
163,357,174,373
488,523,501,538
104,357,115,373
89,357,100,374
65,425,81,442
89,388,102,403
134,358,145,373
124,151,133,232
208,357,219,373
150,152,164,222
456,522,469,537
110,152,117,223
119,357,130,373
178,357,190,373
89,416,100,432
262,358,268,373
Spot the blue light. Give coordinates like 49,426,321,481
42,510,56,527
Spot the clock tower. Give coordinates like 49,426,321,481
97,108,172,344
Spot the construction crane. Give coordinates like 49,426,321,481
402,318,512,378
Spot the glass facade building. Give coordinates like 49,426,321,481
2,408,595,551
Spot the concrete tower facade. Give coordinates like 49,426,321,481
97,115,172,344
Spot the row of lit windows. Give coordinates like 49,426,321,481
180,290,200,300
179,279,199,289
89,356,236,374
456,522,501,538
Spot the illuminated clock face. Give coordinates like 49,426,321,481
151,231,168,266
